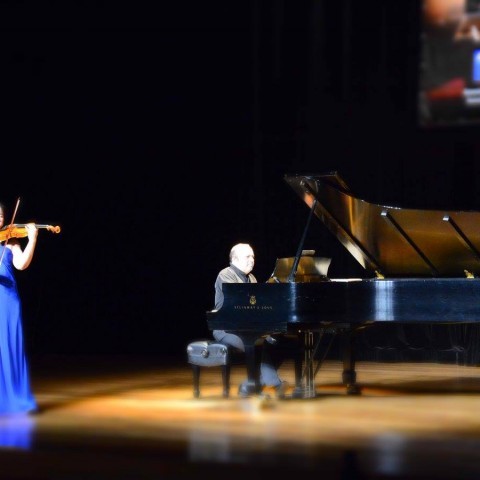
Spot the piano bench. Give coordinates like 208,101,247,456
186,340,231,398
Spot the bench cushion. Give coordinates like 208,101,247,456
187,341,229,367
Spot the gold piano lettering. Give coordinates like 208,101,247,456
233,305,273,310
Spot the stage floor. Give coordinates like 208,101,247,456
1,355,480,479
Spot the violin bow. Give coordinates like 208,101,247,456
0,197,20,267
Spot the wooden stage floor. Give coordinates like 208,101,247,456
1,355,480,480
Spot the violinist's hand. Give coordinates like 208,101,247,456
25,223,38,242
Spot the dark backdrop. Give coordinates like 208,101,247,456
2,1,480,362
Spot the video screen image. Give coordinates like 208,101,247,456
419,0,480,127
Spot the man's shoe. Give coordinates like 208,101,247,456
237,382,251,398
275,381,289,399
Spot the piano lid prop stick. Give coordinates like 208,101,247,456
288,198,318,283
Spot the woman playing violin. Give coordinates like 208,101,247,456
0,202,38,413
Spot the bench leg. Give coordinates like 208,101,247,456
192,364,201,398
221,364,231,398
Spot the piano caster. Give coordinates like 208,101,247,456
342,370,360,395
346,384,362,395
291,386,317,399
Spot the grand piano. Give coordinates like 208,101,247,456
207,172,480,398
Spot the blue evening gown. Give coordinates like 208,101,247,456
0,244,37,414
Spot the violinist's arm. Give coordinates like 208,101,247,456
11,223,38,270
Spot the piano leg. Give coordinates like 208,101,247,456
241,334,263,395
340,328,361,395
292,330,317,399
293,333,304,397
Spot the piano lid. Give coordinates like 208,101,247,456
285,171,480,278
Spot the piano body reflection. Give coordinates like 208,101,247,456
207,172,480,398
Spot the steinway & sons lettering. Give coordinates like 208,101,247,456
233,305,274,310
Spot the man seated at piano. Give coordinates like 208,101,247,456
212,243,289,398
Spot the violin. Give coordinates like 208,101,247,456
0,224,61,242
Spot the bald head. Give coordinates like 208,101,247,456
229,243,255,274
